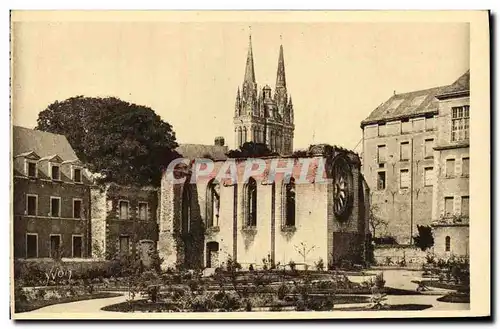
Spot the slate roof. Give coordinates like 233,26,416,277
176,144,228,161
436,70,470,98
12,126,79,160
361,70,470,127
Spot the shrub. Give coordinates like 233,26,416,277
277,283,289,300
374,272,385,290
288,260,297,272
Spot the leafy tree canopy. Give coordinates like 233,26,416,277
36,96,179,186
226,142,277,158
413,225,435,251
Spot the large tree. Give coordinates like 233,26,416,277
36,96,179,186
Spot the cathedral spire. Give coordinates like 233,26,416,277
275,43,286,89
243,34,256,84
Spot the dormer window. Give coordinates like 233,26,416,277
73,168,82,183
27,162,37,178
51,164,60,180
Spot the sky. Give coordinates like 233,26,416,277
11,20,469,151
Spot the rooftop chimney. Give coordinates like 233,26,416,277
214,136,225,146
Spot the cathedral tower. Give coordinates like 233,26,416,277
233,36,295,155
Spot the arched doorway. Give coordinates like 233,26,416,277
206,241,220,268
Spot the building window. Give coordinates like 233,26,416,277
73,168,82,183
377,145,387,163
26,233,38,258
245,178,257,227
462,157,470,177
400,169,410,189
445,236,451,252
444,197,454,216
283,177,296,227
27,162,37,178
445,159,455,178
182,184,192,233
26,194,37,216
424,139,434,158
461,196,469,217
50,197,61,217
51,164,60,180
73,199,82,219
451,105,470,142
72,236,83,258
119,200,129,220
50,235,61,259
424,167,434,186
400,142,410,161
425,115,435,131
377,171,386,190
206,179,220,228
119,236,130,255
138,202,148,221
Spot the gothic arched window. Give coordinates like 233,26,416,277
245,178,257,227
181,183,192,233
206,179,220,228
283,177,296,227
243,127,248,144
270,130,275,151
445,236,451,252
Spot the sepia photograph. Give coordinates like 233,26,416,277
9,10,490,320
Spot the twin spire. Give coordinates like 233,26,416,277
243,34,287,89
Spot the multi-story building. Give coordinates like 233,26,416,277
361,71,470,257
360,87,441,244
13,126,92,259
233,36,295,155
431,71,470,258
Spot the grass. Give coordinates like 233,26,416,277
437,292,470,303
15,292,123,313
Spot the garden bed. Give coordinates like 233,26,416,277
412,280,469,292
101,294,371,313
437,292,470,303
339,304,433,311
15,292,123,313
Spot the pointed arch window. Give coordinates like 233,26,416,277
206,179,220,228
182,183,192,233
243,127,248,144
283,177,296,227
245,178,257,227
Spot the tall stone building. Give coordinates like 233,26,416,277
233,36,295,155
361,70,470,257
360,87,440,244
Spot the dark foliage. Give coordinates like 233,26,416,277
413,225,435,251
226,142,277,158
36,96,179,186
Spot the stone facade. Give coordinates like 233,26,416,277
431,71,470,258
361,89,440,244
158,145,370,270
234,36,294,155
361,71,470,257
90,183,159,259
